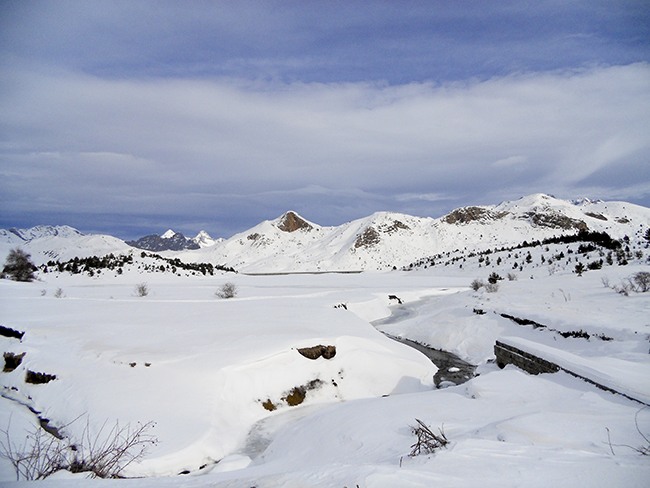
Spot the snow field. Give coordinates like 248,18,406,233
1,262,650,486
0,271,436,479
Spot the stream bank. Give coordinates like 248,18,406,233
371,298,477,388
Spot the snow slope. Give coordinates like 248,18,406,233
181,194,650,273
1,265,650,487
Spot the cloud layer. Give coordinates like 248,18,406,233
1,2,649,238
1,61,649,238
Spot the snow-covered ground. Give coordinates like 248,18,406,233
1,255,650,487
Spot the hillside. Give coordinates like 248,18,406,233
2,194,649,275
182,194,650,273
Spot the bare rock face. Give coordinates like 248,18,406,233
354,227,381,248
297,345,336,360
277,212,313,233
525,212,588,231
444,207,508,224
584,212,608,221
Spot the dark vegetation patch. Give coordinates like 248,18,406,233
40,252,235,276
25,370,57,384
3,352,25,372
0,326,24,340
297,345,336,360
404,229,623,271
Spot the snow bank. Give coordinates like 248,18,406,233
500,336,650,406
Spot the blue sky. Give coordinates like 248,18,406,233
1,1,649,239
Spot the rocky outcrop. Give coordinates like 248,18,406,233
297,345,336,360
444,207,508,224
354,227,381,248
126,232,200,251
525,212,588,231
277,212,313,233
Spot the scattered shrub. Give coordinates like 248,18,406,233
54,288,65,298
25,370,56,384
507,272,517,281
485,282,499,293
470,279,485,291
3,352,25,372
633,271,650,293
134,283,149,297
609,272,650,296
1,249,37,282
0,418,157,480
409,419,448,456
487,272,503,284
215,282,237,299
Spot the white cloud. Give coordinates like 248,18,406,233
1,61,649,235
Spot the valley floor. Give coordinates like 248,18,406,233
1,263,649,487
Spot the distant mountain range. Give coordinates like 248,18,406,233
2,194,649,273
126,229,221,252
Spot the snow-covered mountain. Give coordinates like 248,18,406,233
126,230,221,251
193,230,223,248
127,231,200,252
0,225,131,266
2,194,649,272
183,194,650,273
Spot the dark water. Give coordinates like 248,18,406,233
371,300,477,388
384,333,477,388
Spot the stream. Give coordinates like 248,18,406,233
371,299,477,388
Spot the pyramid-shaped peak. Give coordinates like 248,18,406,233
276,211,314,233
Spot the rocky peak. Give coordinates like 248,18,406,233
277,212,313,233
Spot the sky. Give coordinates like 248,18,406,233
1,1,649,240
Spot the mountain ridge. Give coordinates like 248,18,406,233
2,194,649,272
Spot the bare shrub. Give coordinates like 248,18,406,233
485,282,499,293
606,408,650,456
409,419,448,456
134,283,149,297
215,282,237,299
632,271,650,293
507,272,518,281
613,280,633,296
54,288,65,298
1,248,37,282
610,272,650,296
470,279,485,291
0,417,157,480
